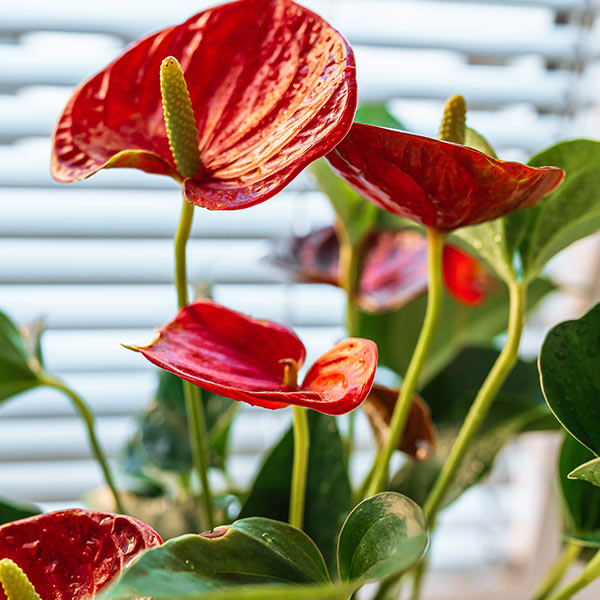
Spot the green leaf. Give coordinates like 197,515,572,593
337,492,427,582
103,517,329,600
359,277,554,386
239,411,351,571
539,303,600,455
0,311,42,403
559,434,600,545
521,139,600,280
569,457,600,488
0,498,40,526
391,347,556,508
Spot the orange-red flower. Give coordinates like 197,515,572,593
327,124,564,230
51,0,357,210
268,226,493,310
0,510,161,600
131,300,377,416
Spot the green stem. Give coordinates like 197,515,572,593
174,197,214,530
338,233,362,337
531,542,581,600
423,278,526,527
338,232,362,466
39,373,124,514
365,227,446,498
545,547,600,600
289,405,310,529
410,554,429,600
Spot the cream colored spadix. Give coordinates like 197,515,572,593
160,56,202,179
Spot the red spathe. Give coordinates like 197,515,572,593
135,300,377,415
327,123,564,230
51,0,357,211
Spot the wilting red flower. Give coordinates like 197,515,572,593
268,226,493,310
0,510,161,600
362,384,436,461
51,0,357,211
130,300,377,415
326,124,564,230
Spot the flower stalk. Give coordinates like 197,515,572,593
284,360,310,529
366,226,446,497
423,278,526,527
544,547,600,600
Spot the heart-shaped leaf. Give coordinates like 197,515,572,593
569,457,600,488
239,411,351,571
103,517,329,599
337,492,427,582
0,499,40,526
559,434,600,546
539,303,600,455
0,311,42,403
520,139,600,280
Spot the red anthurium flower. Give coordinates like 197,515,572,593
0,510,161,600
51,0,357,211
130,300,377,416
326,124,564,230
268,226,493,311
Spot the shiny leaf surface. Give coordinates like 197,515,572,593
52,0,357,211
326,124,564,230
0,510,161,600
103,517,329,599
134,300,377,415
337,492,427,582
239,411,351,570
539,303,600,455
521,140,600,279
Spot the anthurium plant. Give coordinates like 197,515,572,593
1,0,600,599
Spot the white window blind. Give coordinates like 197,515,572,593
2,1,600,597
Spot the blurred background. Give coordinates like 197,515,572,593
1,0,600,597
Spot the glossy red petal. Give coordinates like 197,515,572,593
327,124,564,230
299,338,377,415
52,0,357,211
358,230,428,312
0,510,161,600
135,300,306,410
443,245,493,306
